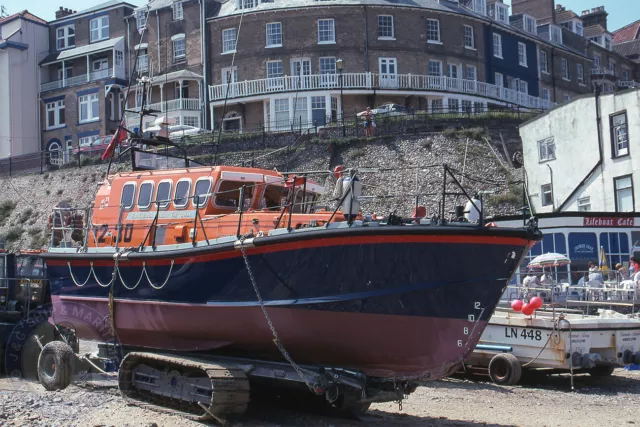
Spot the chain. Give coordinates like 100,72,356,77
239,240,318,393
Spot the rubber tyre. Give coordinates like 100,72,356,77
488,353,522,385
37,341,74,391
589,365,615,377
335,394,371,418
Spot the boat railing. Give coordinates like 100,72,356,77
50,206,92,250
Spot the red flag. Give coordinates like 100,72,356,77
101,120,128,160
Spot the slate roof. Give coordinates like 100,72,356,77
51,0,136,23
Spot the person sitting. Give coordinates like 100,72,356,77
522,273,540,287
616,263,630,280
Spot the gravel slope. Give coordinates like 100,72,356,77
2,370,640,426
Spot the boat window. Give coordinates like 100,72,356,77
261,185,289,211
120,182,136,210
293,191,318,214
174,179,191,208
15,256,46,278
156,180,172,209
193,178,213,208
137,181,154,210
214,181,254,209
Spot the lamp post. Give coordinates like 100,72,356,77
336,58,345,136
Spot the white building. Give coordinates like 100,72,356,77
0,10,49,159
519,86,640,214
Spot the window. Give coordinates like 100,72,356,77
311,96,327,125
183,116,199,127
464,25,474,49
494,72,503,87
174,179,191,209
172,1,184,20
58,66,72,80
540,51,548,73
538,137,555,162
615,175,634,212
266,60,283,89
292,97,307,126
609,61,616,74
266,22,282,47
318,19,335,44
90,16,109,42
593,54,600,70
550,25,562,44
193,178,212,208
215,181,255,209
174,82,188,99
428,59,442,77
46,100,65,129
448,98,459,112
541,88,550,101
93,58,108,72
426,19,440,43
274,98,289,127
518,42,527,67
78,135,99,147
523,15,536,34
79,93,99,123
577,64,584,84
238,0,257,9
222,28,237,53
472,0,486,15
623,70,630,81
493,33,502,58
138,48,148,72
431,99,443,112
562,58,569,80
138,181,154,210
492,3,508,24
156,180,172,209
541,184,553,207
56,25,75,50
466,65,477,81
576,22,583,36
378,15,394,39
578,197,591,212
172,36,186,62
448,64,458,79
121,183,137,210
605,35,612,50
319,57,336,74
518,80,528,94
461,100,472,112
611,112,629,157
600,232,630,268
564,94,571,102
136,9,146,30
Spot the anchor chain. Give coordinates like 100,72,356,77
238,235,319,394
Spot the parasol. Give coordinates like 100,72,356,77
528,253,571,269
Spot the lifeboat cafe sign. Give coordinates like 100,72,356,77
583,217,636,227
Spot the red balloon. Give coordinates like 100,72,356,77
521,303,535,316
530,296,543,309
511,299,524,312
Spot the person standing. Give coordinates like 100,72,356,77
363,107,374,137
632,257,640,298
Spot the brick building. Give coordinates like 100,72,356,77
123,0,214,131
39,1,134,162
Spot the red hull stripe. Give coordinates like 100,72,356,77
48,234,530,267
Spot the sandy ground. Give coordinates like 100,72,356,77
2,369,640,427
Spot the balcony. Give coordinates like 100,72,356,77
209,72,556,110
147,98,201,113
40,68,124,92
618,80,639,88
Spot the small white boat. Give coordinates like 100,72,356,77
465,306,640,385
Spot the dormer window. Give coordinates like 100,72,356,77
90,16,109,42
136,9,147,30
56,25,75,50
605,35,612,50
489,2,509,24
237,0,258,9
472,0,486,16
523,14,536,34
549,25,562,44
575,21,583,36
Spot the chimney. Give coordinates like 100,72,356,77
581,5,608,30
55,6,75,19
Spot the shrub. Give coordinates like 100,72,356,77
0,200,17,225
3,226,24,243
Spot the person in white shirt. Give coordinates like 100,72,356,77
632,257,640,298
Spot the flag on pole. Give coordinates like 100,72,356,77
599,246,609,271
102,119,128,160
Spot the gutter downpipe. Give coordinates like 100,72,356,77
363,6,369,72
157,11,161,74
126,17,130,84
555,85,603,212
201,0,208,129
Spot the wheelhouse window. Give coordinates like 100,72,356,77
137,181,154,210
121,183,137,210
215,181,254,209
538,137,555,162
611,112,629,157
541,184,553,207
56,25,75,50
156,180,172,209
193,178,213,208
318,19,335,44
378,15,394,39
426,19,440,43
174,179,191,208
261,185,289,210
90,16,109,42
46,100,65,129
222,28,237,53
615,175,634,212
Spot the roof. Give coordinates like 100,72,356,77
151,69,203,84
584,24,607,38
555,8,578,23
40,36,124,65
613,39,640,61
0,10,47,26
51,0,136,23
613,20,640,44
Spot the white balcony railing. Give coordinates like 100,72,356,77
41,66,126,92
147,98,201,113
209,72,557,110
618,80,639,88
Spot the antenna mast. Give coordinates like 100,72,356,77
0,6,8,18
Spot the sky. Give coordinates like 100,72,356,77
0,0,637,31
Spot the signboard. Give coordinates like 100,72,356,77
568,232,598,260
583,217,636,227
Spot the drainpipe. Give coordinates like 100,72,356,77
550,46,557,102
200,0,208,129
547,163,554,210
363,6,369,72
555,85,604,211
157,11,161,74
126,18,130,82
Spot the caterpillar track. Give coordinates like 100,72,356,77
118,352,250,423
